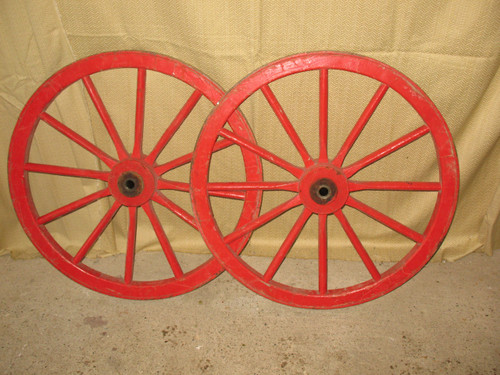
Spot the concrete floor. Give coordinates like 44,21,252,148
0,251,498,375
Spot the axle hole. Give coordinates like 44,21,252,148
117,172,143,197
125,179,135,190
318,186,330,198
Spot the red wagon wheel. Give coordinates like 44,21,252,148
191,52,459,308
9,51,262,299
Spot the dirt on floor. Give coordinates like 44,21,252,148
0,251,498,375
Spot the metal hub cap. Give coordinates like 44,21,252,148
310,178,337,204
118,172,143,197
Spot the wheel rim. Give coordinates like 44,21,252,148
191,52,459,308
9,51,262,299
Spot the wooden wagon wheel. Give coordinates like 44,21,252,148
190,52,459,308
8,51,262,299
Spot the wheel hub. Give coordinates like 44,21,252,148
108,159,157,206
299,164,349,214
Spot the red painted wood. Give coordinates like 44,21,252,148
333,83,389,167
318,214,328,294
318,69,329,163
261,84,313,166
262,208,312,282
132,68,146,159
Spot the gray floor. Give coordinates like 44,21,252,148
0,251,498,375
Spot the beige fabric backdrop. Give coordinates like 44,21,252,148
0,1,498,261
